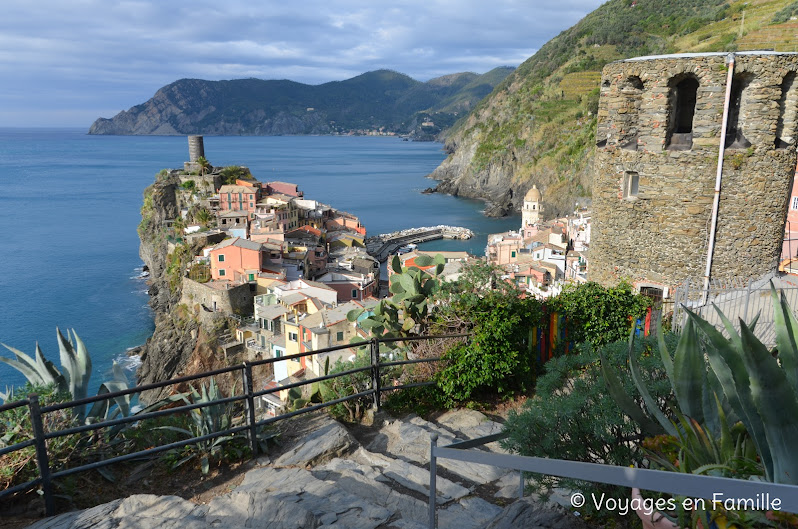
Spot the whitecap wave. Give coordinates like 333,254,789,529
114,353,142,372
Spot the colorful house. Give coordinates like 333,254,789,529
218,185,260,217
209,237,265,282
326,214,366,235
315,270,377,301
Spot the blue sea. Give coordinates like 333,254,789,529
0,128,519,392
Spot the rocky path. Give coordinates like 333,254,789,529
25,410,589,529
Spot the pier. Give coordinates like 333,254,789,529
366,225,473,262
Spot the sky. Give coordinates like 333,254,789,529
0,0,606,128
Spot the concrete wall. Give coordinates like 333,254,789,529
591,52,798,291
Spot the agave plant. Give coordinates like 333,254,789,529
0,329,131,424
158,379,239,474
603,282,798,485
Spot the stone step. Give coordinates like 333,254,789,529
26,495,215,529
212,466,393,529
368,414,510,486
311,456,503,529
434,409,508,453
313,458,429,525
350,447,470,504
436,496,503,529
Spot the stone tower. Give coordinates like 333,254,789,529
590,52,798,294
521,184,543,228
188,135,205,162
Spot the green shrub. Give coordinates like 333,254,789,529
547,281,651,348
0,384,100,493
320,355,374,422
502,334,676,506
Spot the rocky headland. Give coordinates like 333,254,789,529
135,174,231,403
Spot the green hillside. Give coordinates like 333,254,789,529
438,0,798,216
88,68,513,136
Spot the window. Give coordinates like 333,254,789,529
623,171,639,199
792,196,798,211
219,269,226,277
511,251,516,258
667,76,699,150
218,254,225,262
351,289,358,299
776,73,797,149
619,76,644,150
288,332,298,342
336,331,344,341
725,74,753,149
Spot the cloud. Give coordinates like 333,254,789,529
0,0,604,126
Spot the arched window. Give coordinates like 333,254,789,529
667,76,699,150
776,72,797,149
725,74,753,149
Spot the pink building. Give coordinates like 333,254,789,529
486,231,524,266
219,185,259,217
209,237,265,282
326,215,366,235
783,167,798,263
315,271,377,301
265,181,303,198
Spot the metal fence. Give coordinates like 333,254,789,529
428,432,798,529
0,333,466,516
671,273,798,346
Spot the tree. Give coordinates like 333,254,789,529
196,156,211,176
194,207,213,228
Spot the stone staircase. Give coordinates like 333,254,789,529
25,410,589,529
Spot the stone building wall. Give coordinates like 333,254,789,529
591,52,798,292
180,277,255,317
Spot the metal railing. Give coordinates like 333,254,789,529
671,273,798,346
0,333,466,516
428,433,798,529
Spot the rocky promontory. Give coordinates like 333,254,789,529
135,173,231,403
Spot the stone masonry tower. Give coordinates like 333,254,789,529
188,135,205,162
590,52,798,295
184,135,206,173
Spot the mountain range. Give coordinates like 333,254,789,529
87,68,514,138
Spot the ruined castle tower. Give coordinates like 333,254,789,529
590,52,798,295
188,135,205,162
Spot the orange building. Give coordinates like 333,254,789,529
209,237,266,282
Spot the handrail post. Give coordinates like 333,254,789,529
370,337,381,411
242,362,259,456
429,433,438,529
29,394,55,516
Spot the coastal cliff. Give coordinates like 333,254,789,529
135,173,229,403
